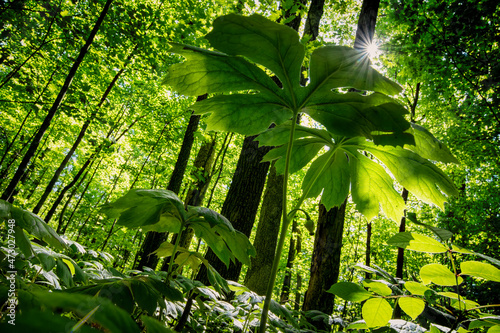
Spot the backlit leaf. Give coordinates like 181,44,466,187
398,297,425,320
386,232,448,253
420,263,463,286
460,261,500,282
362,298,392,328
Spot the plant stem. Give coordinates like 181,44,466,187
167,222,186,277
259,113,299,332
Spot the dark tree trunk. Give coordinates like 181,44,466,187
135,101,204,271
244,163,284,295
160,134,218,272
1,0,113,203
302,202,346,329
196,134,272,284
365,222,372,279
353,0,380,51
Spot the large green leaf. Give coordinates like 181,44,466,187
386,232,448,253
326,282,373,302
0,199,66,250
420,263,463,286
165,14,409,140
349,151,406,222
365,144,459,209
406,212,454,241
207,14,305,93
101,189,186,232
28,291,140,333
404,281,432,296
362,280,392,296
362,298,392,328
460,261,500,282
102,190,255,268
406,123,459,163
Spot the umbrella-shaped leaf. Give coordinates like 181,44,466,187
101,189,186,233
1,199,66,250
365,145,458,209
350,151,405,222
406,123,459,163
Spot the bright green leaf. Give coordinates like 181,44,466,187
460,261,500,282
326,282,373,302
362,280,392,296
420,263,463,286
404,281,432,296
362,298,392,328
398,297,425,320
386,232,448,253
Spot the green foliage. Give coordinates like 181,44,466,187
101,189,255,268
329,228,500,331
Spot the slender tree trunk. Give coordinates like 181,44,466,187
135,99,204,270
244,163,283,295
365,221,372,279
0,64,60,171
0,5,57,90
206,133,233,208
33,46,136,214
160,134,218,272
280,218,299,304
43,113,140,223
1,0,113,203
61,157,103,234
353,0,380,51
302,202,347,330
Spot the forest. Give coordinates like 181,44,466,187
0,0,499,332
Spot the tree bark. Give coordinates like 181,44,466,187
302,202,346,329
1,0,113,203
196,134,272,284
353,0,381,51
244,163,284,295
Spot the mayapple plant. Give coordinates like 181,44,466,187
163,14,458,330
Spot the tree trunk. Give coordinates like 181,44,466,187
244,163,284,295
135,101,204,270
302,202,346,329
196,134,272,284
302,0,381,328
1,0,113,203
160,134,218,272
353,0,380,51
